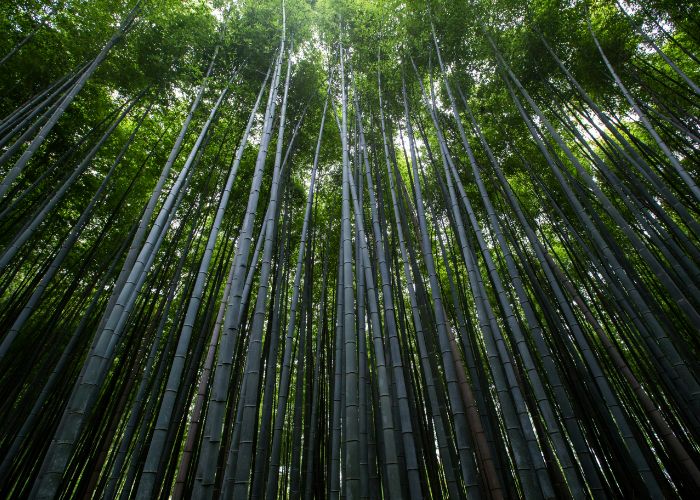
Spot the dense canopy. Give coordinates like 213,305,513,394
0,0,699,498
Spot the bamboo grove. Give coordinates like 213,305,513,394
0,0,699,497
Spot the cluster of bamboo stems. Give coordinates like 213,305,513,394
0,0,699,498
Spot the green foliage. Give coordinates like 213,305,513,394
1,0,699,497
